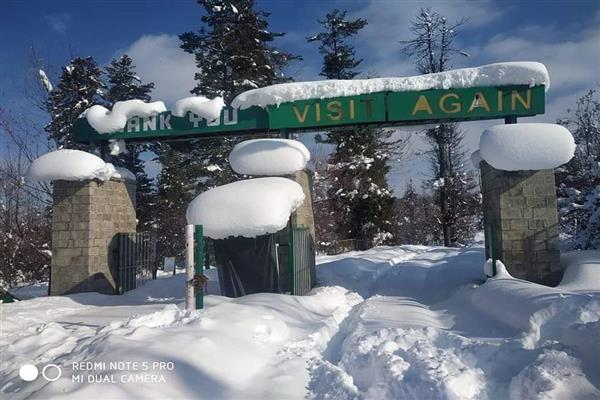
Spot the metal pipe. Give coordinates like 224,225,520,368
185,224,195,310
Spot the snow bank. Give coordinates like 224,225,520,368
26,149,117,181
186,177,305,239
229,139,310,176
479,123,575,171
171,96,224,120
85,99,166,133
558,250,600,291
232,62,550,109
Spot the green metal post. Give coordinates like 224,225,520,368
487,224,497,276
194,225,204,309
288,224,295,295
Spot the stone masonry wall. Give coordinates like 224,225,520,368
51,178,136,295
291,169,316,240
480,161,562,285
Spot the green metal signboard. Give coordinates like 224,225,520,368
73,106,269,142
73,84,545,143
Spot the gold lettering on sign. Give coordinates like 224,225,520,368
315,103,321,122
497,90,504,112
293,105,310,123
412,95,433,115
511,89,531,110
349,99,355,119
439,93,461,113
327,101,343,121
468,92,491,112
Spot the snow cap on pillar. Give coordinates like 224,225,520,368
186,177,305,239
229,138,310,176
479,123,575,171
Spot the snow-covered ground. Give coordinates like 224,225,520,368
2,245,599,399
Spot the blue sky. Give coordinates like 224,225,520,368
1,0,599,192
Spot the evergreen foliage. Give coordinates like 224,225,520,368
179,0,300,189
153,146,197,260
45,57,105,149
308,9,403,247
557,89,600,249
307,9,367,80
393,180,437,245
104,55,156,230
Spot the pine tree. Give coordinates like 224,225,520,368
105,55,154,104
153,146,197,261
556,89,600,249
179,0,300,189
104,55,156,230
308,9,403,247
45,57,105,149
400,8,479,246
393,180,437,245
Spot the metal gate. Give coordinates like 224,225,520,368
290,227,316,295
116,232,157,294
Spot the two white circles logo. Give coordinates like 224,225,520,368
19,364,62,382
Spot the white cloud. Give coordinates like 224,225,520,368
43,13,72,35
115,34,197,106
348,0,504,76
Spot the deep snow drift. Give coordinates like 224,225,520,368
2,245,599,400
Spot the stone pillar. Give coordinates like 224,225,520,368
291,169,316,239
51,178,136,295
480,161,562,285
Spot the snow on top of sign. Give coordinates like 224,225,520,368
231,62,550,109
26,149,117,181
229,139,310,176
171,96,225,120
186,177,305,239
479,123,575,171
85,99,166,133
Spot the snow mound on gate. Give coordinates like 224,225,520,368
186,177,305,239
85,99,166,133
172,96,224,120
229,139,310,176
479,123,575,171
232,62,550,109
26,149,118,181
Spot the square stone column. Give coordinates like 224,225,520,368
51,178,136,295
291,169,316,240
480,161,562,285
